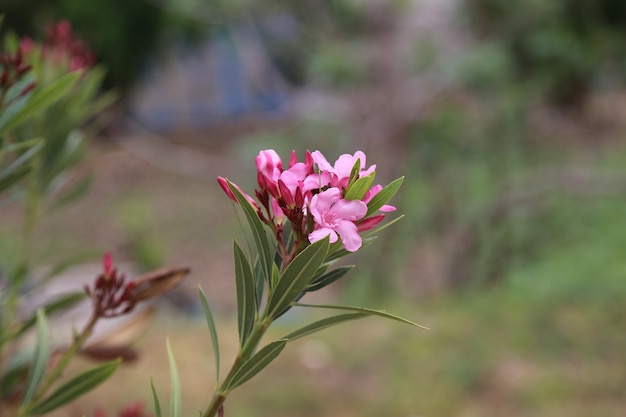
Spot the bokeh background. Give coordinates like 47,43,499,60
2,0,626,416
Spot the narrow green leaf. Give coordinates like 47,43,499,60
344,172,375,201
150,379,162,417
283,313,368,341
306,266,354,293
227,181,274,287
325,236,377,263
365,176,404,217
198,286,220,384
30,359,120,415
253,258,264,311
1,72,80,135
12,293,85,341
347,158,361,189
166,339,181,417
267,238,329,319
0,141,43,187
21,309,49,406
0,94,30,134
294,303,429,329
233,240,256,345
361,214,404,238
225,340,287,390
51,174,93,210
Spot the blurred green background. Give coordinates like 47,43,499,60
2,0,626,416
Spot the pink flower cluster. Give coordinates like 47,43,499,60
218,149,395,254
20,20,95,73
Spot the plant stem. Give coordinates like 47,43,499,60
201,318,271,417
25,313,99,413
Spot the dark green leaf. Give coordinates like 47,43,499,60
1,72,80,135
283,313,368,341
306,266,354,292
198,286,220,384
150,379,162,417
234,240,256,346
347,158,361,190
344,173,375,201
225,340,287,390
30,359,120,415
21,309,49,406
294,303,429,329
365,177,404,217
166,339,181,417
267,238,329,319
227,181,274,288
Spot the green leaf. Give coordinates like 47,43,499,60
166,339,181,417
325,236,377,263
283,313,368,341
344,172,375,201
0,92,30,134
21,309,49,406
306,265,354,292
365,176,404,217
266,238,329,319
234,240,256,346
0,140,43,193
30,359,120,415
227,181,274,287
51,174,93,210
0,72,80,135
150,379,162,417
12,293,85,341
225,340,287,390
361,214,404,238
347,158,361,190
294,303,429,329
198,286,220,384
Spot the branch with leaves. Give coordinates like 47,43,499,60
155,149,426,417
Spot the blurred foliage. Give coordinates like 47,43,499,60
1,0,202,92
462,0,626,106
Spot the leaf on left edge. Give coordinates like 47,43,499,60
21,309,49,406
30,359,120,415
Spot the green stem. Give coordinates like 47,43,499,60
201,318,271,417
19,313,99,416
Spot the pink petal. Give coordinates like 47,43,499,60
309,228,338,244
311,150,334,173
331,199,367,221
379,204,396,212
335,220,362,252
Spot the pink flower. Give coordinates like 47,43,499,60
256,149,282,183
308,188,367,252
311,150,376,189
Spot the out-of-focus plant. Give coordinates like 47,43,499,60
463,0,626,107
150,149,424,417
0,19,189,417
1,0,201,92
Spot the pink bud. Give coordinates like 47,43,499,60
103,252,113,275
